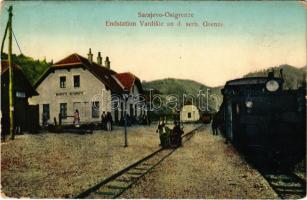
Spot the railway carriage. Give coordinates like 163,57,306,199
217,70,306,162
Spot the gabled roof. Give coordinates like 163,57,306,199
1,60,21,74
113,72,144,93
1,60,38,96
113,72,135,91
53,53,83,66
34,53,123,93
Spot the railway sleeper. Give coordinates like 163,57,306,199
265,176,298,183
272,185,305,190
116,178,132,183
134,167,148,171
126,171,144,176
279,190,306,196
107,185,127,190
271,179,302,185
270,184,302,190
141,163,152,166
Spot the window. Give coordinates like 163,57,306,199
16,91,26,98
92,101,100,118
188,112,191,118
43,104,50,119
60,103,67,119
74,75,80,88
60,76,66,88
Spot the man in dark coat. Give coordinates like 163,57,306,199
101,111,106,130
212,114,219,135
106,112,113,131
172,120,184,146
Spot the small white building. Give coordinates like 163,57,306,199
180,104,200,122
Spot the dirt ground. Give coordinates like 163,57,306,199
1,124,198,198
121,125,279,199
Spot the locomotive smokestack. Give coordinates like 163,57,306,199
268,69,274,79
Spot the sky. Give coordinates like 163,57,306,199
0,1,306,87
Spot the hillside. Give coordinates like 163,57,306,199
142,78,222,112
1,53,51,85
143,78,219,96
244,64,306,89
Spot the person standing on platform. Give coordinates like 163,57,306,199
106,112,113,131
73,109,80,128
101,111,106,130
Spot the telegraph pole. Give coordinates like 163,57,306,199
8,6,14,140
123,91,129,147
124,94,128,147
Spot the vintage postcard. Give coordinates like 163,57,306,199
0,0,306,199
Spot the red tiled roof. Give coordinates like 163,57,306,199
53,53,83,66
35,53,123,93
114,72,136,91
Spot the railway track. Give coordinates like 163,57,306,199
245,154,306,199
75,125,202,199
259,168,306,199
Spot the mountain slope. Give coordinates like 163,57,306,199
142,78,222,112
142,78,219,96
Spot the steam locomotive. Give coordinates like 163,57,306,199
217,70,306,162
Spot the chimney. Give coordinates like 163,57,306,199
88,48,93,63
97,52,102,65
105,56,111,69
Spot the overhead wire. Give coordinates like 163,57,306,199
12,30,22,54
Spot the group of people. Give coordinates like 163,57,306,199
118,113,151,126
156,118,184,148
136,114,151,125
46,109,149,131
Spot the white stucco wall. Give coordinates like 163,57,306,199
180,105,200,122
29,68,111,125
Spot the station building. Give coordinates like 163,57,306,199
29,49,146,125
